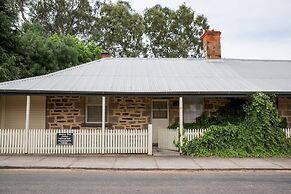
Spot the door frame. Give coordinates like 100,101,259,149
151,99,169,145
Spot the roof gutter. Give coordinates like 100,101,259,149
1,90,291,97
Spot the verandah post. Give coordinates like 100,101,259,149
179,97,183,154
25,95,30,154
102,96,105,154
0,96,6,129
148,124,152,155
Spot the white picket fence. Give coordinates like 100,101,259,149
1,127,290,154
0,128,150,155
185,128,208,140
158,128,291,151
284,128,291,138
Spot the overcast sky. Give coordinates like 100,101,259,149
112,0,291,60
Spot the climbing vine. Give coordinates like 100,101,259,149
179,93,290,157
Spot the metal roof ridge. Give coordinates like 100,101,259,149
222,58,291,62
106,57,206,61
104,57,291,62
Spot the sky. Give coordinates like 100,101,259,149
112,0,291,60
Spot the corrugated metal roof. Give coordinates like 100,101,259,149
0,58,291,95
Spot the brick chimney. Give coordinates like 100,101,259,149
202,30,221,59
100,52,111,59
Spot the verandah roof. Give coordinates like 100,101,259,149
0,58,291,96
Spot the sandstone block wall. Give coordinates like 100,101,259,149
46,96,85,130
45,96,186,129
278,97,291,127
109,97,151,129
204,98,231,117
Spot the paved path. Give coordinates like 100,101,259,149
0,155,290,170
1,170,290,194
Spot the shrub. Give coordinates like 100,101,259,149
179,93,290,157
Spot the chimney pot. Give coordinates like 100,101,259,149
100,52,111,59
202,30,221,59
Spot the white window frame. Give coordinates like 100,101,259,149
152,99,169,120
85,96,108,124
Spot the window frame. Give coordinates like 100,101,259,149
152,99,169,120
85,96,109,124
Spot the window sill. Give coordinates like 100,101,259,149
82,123,112,128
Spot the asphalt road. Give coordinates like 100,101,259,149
0,170,290,194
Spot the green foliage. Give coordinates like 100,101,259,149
0,0,18,53
144,4,209,58
0,52,22,81
181,124,245,157
240,93,288,156
29,0,93,35
279,117,288,129
180,93,290,157
10,1,210,58
1,0,210,82
169,113,212,129
91,1,144,57
50,34,102,64
1,22,102,82
0,0,23,81
168,99,246,129
18,23,102,77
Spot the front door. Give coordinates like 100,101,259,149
152,100,169,145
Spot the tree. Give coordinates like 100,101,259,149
0,0,19,53
0,0,23,81
18,24,78,77
0,0,103,82
144,4,209,58
29,0,93,36
91,1,144,57
16,0,29,22
18,23,102,78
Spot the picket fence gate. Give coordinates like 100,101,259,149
0,128,152,155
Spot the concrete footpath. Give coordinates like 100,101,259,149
0,155,290,171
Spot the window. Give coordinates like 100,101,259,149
86,96,108,123
184,97,203,123
152,100,168,119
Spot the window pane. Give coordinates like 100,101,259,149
153,110,168,119
153,101,167,109
87,105,108,123
87,106,101,122
183,97,203,123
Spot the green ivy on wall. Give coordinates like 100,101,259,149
179,93,290,157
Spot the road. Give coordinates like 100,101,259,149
0,170,290,194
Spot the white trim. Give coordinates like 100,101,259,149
179,97,183,153
102,96,105,154
148,124,153,155
151,99,169,120
25,96,30,154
